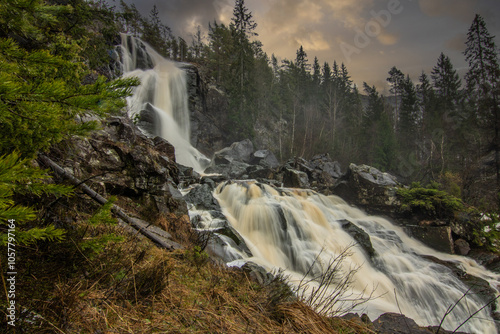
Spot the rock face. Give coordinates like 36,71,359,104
47,116,187,221
180,63,229,156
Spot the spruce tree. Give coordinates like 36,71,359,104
229,0,258,139
0,0,138,243
464,14,500,206
398,75,420,155
387,66,405,127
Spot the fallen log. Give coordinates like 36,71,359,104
38,154,181,250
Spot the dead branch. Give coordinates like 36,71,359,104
38,154,181,250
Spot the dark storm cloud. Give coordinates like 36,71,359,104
121,0,232,38
120,0,500,92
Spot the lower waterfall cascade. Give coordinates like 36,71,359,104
200,181,499,334
118,35,500,333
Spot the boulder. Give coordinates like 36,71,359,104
339,220,375,259
372,313,436,334
183,183,220,211
241,262,275,285
283,168,310,188
454,239,471,256
205,161,250,179
333,164,400,214
250,150,280,169
404,225,454,254
310,154,342,179
247,165,275,180
213,139,254,164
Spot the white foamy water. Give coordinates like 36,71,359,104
120,34,208,173
213,181,500,334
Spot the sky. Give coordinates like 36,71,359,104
118,0,500,94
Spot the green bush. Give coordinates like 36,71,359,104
397,182,464,218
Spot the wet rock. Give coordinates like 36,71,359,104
454,239,471,256
183,184,220,211
340,220,375,258
123,35,154,70
135,103,160,136
373,313,436,334
213,139,254,164
404,225,454,254
153,136,176,161
422,255,498,313
247,165,275,180
469,250,500,274
205,161,250,179
241,262,274,285
250,150,280,168
283,169,309,189
333,163,400,215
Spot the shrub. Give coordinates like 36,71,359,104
397,182,464,218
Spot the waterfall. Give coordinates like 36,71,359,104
211,181,500,334
118,34,499,334
119,34,208,173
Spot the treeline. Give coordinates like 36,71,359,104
9,0,496,208
123,1,498,208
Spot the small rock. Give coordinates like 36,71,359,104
454,239,471,256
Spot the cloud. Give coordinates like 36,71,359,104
418,0,478,22
296,31,330,51
121,0,232,38
445,33,467,51
377,32,399,46
326,0,374,28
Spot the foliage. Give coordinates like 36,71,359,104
88,196,118,226
0,0,137,246
464,14,500,207
0,152,71,245
0,37,138,158
186,245,209,272
398,182,464,218
471,213,500,252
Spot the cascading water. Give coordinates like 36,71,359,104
118,34,499,333
209,181,500,334
119,34,208,173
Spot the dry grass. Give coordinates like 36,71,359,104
1,197,374,334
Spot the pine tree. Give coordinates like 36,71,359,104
429,53,462,175
464,14,500,206
228,0,258,138
387,66,405,127
398,75,420,155
0,0,138,243
431,53,462,115
362,83,397,169
0,153,71,245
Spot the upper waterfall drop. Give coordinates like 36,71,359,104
119,34,208,173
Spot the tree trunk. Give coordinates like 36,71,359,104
38,154,181,250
